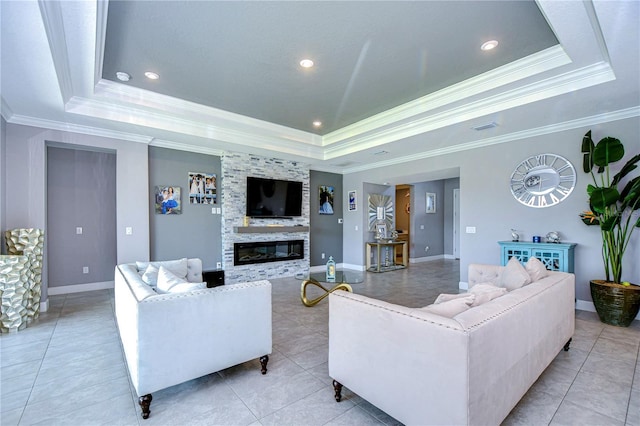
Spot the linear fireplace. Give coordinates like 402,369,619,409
234,240,304,266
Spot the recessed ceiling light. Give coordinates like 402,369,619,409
299,59,314,68
481,40,499,51
116,71,131,82
312,120,322,127
144,71,160,80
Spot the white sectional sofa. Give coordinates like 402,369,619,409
114,258,272,419
328,262,575,426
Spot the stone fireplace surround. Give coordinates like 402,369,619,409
221,153,310,284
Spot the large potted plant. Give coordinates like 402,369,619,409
580,130,640,326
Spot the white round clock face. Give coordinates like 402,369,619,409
510,153,576,208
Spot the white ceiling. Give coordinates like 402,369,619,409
1,1,639,174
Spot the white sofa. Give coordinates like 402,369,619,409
114,258,272,419
328,263,575,426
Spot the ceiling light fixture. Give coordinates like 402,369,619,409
144,71,160,80
299,59,314,68
116,71,131,82
312,120,322,127
481,40,499,51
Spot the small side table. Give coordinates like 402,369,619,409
202,269,225,288
366,241,408,273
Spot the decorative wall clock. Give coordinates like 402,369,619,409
510,153,576,208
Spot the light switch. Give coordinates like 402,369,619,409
355,225,359,231
76,227,82,235
212,207,216,214
338,218,343,224
466,226,477,234
125,227,133,235
420,225,424,230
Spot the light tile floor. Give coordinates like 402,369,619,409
1,259,638,425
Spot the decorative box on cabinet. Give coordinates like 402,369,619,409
498,241,576,273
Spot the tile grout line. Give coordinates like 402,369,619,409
547,322,604,425
17,294,66,425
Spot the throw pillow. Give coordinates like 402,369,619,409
136,258,189,280
469,283,508,306
526,257,549,282
168,282,207,293
141,264,159,286
156,266,188,293
421,294,475,318
499,257,531,291
434,292,471,304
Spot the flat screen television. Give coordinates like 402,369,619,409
246,177,303,218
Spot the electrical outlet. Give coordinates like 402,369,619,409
212,207,216,214
466,226,476,234
125,227,133,235
321,253,325,259
355,225,359,231
420,225,425,230
338,218,343,224
82,266,89,274
216,262,222,269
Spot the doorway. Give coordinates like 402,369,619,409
395,185,411,263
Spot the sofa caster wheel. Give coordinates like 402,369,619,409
260,355,269,374
563,338,572,352
333,380,343,402
139,394,152,419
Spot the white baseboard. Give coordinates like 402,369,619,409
410,255,445,263
48,281,114,295
310,263,365,272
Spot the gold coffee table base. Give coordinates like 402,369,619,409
301,278,352,307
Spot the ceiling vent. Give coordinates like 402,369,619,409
472,122,498,131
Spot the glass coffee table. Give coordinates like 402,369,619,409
296,270,364,307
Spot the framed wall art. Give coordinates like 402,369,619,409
426,192,436,213
188,172,217,204
155,186,181,215
319,185,335,214
348,190,357,211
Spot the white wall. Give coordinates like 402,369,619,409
4,123,150,302
0,117,6,251
344,117,640,303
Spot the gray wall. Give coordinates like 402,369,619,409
47,146,117,286
4,123,150,303
343,117,640,303
310,170,343,265
411,180,445,257
149,146,222,269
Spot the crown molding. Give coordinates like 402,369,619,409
323,45,571,146
150,139,225,156
1,97,14,122
341,106,640,174
324,61,615,159
92,79,321,147
66,95,326,160
94,0,109,87
6,113,153,144
38,0,74,103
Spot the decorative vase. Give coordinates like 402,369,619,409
590,280,640,327
5,228,45,324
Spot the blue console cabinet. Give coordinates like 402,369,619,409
498,241,576,273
